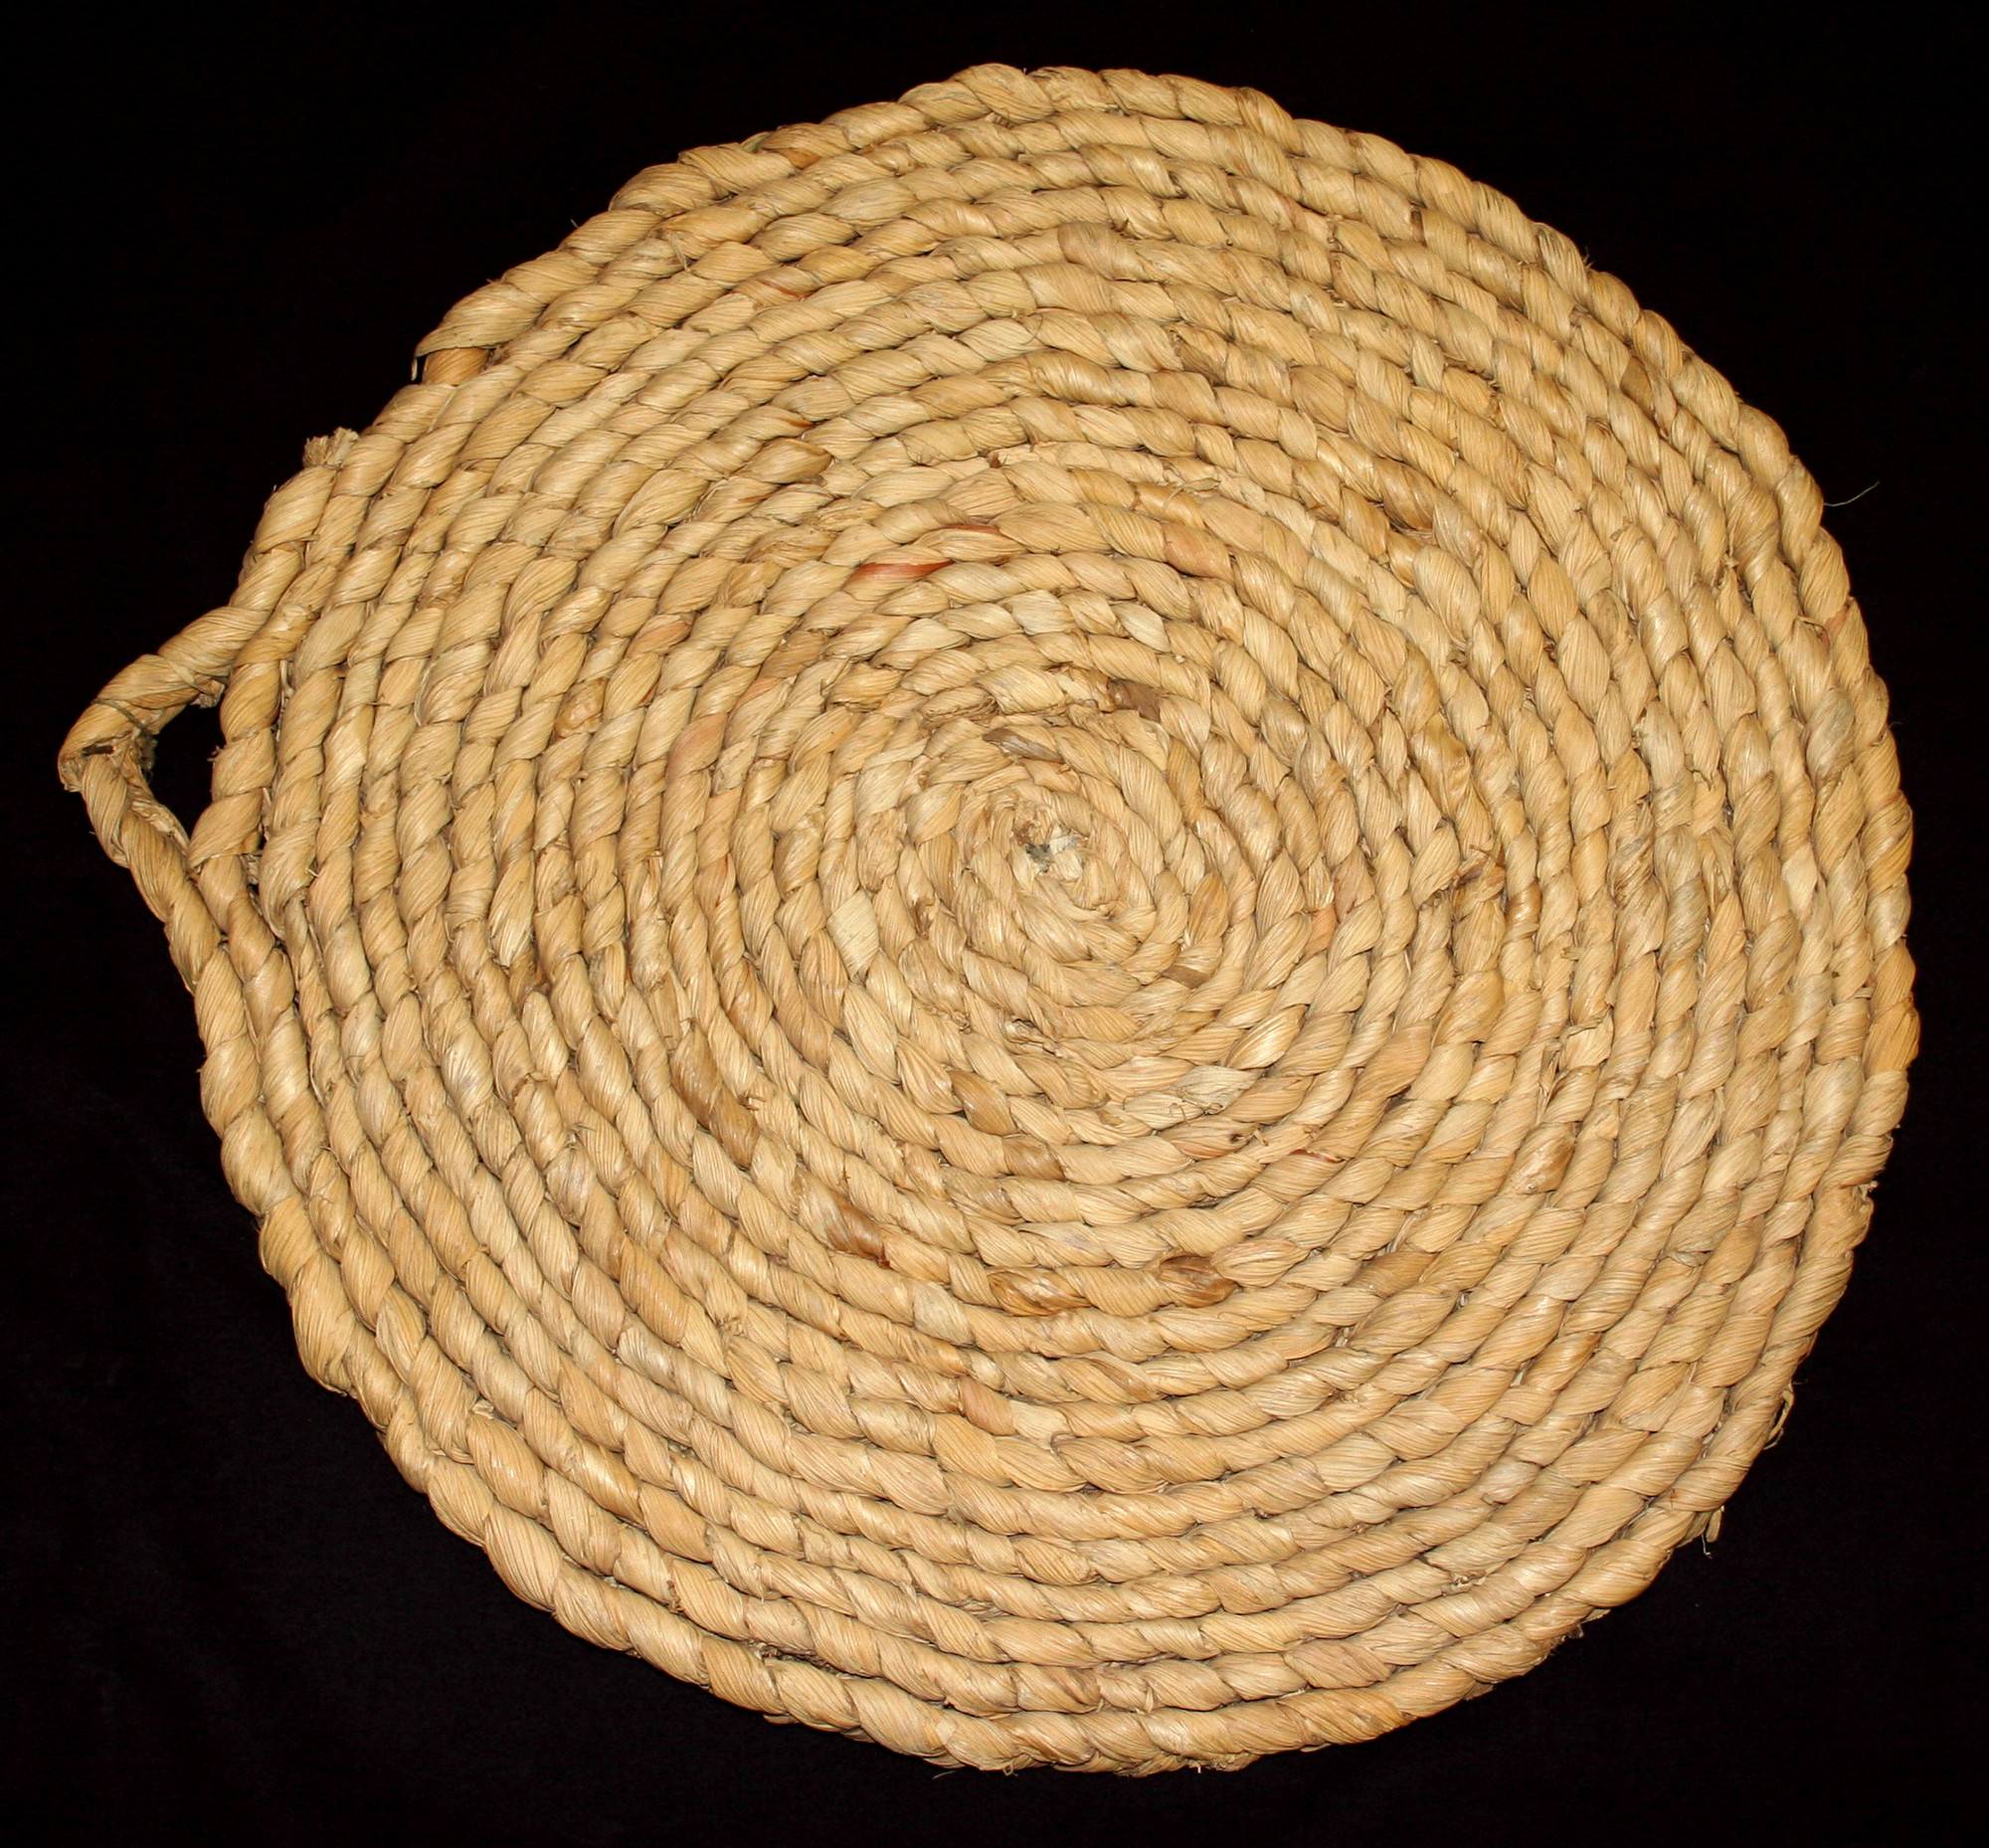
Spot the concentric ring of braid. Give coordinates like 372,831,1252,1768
60,65,1917,1773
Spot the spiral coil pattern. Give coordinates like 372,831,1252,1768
62,65,1915,1771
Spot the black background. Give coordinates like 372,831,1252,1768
4,3,1980,1842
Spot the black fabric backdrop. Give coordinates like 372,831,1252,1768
4,4,1979,1842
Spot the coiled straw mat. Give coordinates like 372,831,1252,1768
61,65,1916,1773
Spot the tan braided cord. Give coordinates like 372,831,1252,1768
60,65,1916,1773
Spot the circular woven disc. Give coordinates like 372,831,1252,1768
63,65,1916,1772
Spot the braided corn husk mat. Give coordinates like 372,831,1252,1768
61,65,1916,1773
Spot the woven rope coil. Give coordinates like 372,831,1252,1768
61,65,1915,1773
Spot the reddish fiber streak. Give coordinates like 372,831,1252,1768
849,559,947,582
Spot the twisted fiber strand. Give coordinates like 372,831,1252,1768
61,65,1916,1772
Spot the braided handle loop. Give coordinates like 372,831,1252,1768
58,427,364,978
61,604,259,816
59,611,251,987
